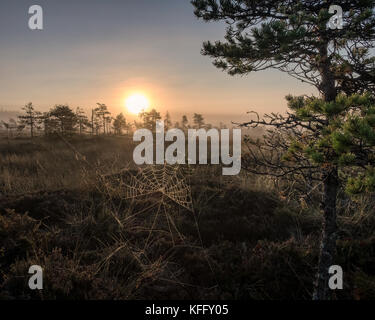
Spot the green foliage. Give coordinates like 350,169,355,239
282,93,375,196
193,1,375,205
346,168,375,194
192,0,375,94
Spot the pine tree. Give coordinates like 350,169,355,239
139,108,162,131
164,111,173,130
193,0,375,300
1,118,18,139
49,105,78,136
40,112,54,136
95,103,111,135
113,113,127,135
193,113,205,129
182,115,189,130
76,107,89,135
18,102,41,138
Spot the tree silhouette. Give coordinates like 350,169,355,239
76,107,90,135
219,122,228,130
40,112,54,136
164,111,172,130
1,118,19,139
91,108,96,136
49,105,77,136
105,115,113,135
18,102,41,138
193,113,205,129
181,115,189,130
139,108,162,131
113,113,127,135
95,103,111,135
193,0,375,299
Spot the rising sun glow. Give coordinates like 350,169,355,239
125,93,150,115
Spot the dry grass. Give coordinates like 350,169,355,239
0,136,374,300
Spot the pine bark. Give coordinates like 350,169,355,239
313,43,339,300
313,167,339,300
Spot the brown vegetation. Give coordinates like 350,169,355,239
0,136,374,300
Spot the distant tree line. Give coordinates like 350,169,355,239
0,103,225,138
136,108,226,132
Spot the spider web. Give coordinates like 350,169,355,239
59,136,217,294
118,164,194,212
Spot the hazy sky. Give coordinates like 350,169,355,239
0,0,315,123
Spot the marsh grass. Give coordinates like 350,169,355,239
0,136,374,300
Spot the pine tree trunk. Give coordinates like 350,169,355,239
313,168,339,300
31,118,34,139
312,41,340,299
91,109,94,136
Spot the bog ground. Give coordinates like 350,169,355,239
0,136,374,300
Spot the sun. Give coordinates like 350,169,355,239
125,93,150,115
